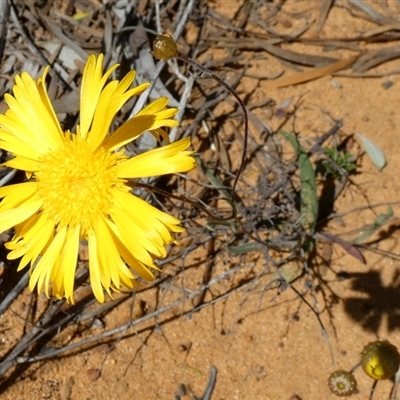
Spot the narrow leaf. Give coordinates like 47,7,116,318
353,206,394,244
266,55,358,88
318,232,366,264
229,242,261,254
199,158,232,204
280,130,318,234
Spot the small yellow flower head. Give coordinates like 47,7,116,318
328,370,357,397
0,54,196,303
361,340,400,380
151,33,178,61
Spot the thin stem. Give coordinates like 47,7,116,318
369,380,378,400
177,53,248,215
391,367,400,400
350,361,361,373
134,181,235,221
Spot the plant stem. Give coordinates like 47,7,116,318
177,53,248,215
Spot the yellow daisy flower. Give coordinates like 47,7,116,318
0,54,196,303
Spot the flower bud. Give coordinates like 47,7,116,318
151,34,178,61
328,370,357,396
361,340,400,380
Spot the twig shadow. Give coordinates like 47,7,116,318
343,270,400,333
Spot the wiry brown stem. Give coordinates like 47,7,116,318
177,53,248,214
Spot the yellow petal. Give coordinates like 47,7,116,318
13,218,54,272
93,217,136,293
138,97,169,115
51,225,80,302
29,226,67,297
116,137,196,178
37,67,65,145
104,218,156,281
150,128,170,144
0,129,42,160
79,54,119,138
103,115,156,152
149,108,179,120
2,69,64,151
111,189,173,246
7,212,50,257
95,218,120,289
149,119,179,129
0,182,37,208
2,156,39,171
88,228,105,302
110,206,159,265
119,204,165,257
87,76,150,151
0,199,42,233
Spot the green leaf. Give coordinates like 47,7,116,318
353,206,393,244
356,133,386,170
228,242,261,254
280,130,318,235
198,158,232,205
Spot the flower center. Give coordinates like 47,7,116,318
36,134,126,233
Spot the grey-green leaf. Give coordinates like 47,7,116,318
280,130,318,235
356,133,386,170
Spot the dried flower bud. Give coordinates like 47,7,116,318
328,370,357,397
151,34,178,61
361,340,400,380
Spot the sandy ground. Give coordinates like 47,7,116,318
2,1,400,399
